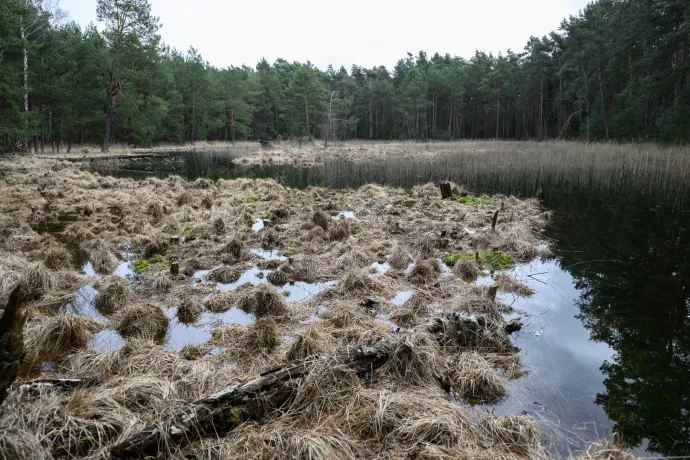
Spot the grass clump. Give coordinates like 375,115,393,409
94,275,130,314
25,315,105,358
381,331,442,386
451,351,506,404
0,428,52,460
340,270,388,297
494,273,535,296
328,220,349,242
267,269,289,286
408,259,441,284
245,317,280,352
239,284,289,318
146,201,164,221
312,210,331,231
207,266,241,284
389,307,419,328
176,294,204,324
43,244,72,270
286,328,325,361
18,262,54,300
113,303,169,343
453,258,480,281
206,291,238,313
480,415,541,456
222,238,244,258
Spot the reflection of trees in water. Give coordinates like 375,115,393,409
547,195,690,456
94,153,690,454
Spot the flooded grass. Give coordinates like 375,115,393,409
0,151,644,459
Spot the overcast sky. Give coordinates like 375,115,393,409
59,0,592,70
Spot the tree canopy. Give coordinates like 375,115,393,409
0,0,688,152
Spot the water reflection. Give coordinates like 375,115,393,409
544,196,690,456
84,149,690,456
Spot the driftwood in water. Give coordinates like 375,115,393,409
110,312,522,458
438,181,453,199
0,288,26,408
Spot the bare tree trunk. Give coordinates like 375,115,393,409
325,91,334,147
495,82,501,139
231,107,236,144
594,53,609,140
304,96,311,141
103,88,114,152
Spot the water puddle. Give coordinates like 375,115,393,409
250,248,286,261
370,261,391,275
66,285,106,320
332,211,357,220
390,290,415,307
88,329,125,352
198,265,338,303
252,219,265,232
165,307,255,352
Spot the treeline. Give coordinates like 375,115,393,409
0,0,688,153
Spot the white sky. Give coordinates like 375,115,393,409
60,0,592,70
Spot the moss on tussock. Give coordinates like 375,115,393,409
457,196,492,206
232,195,260,204
133,254,170,273
444,251,515,272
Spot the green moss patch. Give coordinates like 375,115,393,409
133,254,170,273
443,253,476,267
443,251,515,271
480,251,515,271
232,195,260,204
457,196,492,206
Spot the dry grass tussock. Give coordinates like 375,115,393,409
113,303,169,342
94,275,130,314
0,155,571,459
381,331,444,386
17,262,54,301
24,314,105,359
239,284,289,318
494,273,535,296
451,351,506,404
573,440,637,460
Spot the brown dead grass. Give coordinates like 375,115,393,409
24,314,105,358
113,303,169,343
94,275,130,314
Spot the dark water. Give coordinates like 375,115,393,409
86,151,690,457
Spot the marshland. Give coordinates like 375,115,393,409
2,138,689,459
2,0,690,458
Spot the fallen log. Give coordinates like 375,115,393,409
111,342,390,458
0,288,26,408
110,312,522,458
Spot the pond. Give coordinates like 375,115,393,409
86,149,690,457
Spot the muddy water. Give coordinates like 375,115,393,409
82,151,690,457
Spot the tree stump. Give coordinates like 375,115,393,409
438,182,453,199
170,263,181,276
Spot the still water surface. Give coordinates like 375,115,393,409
87,149,690,457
